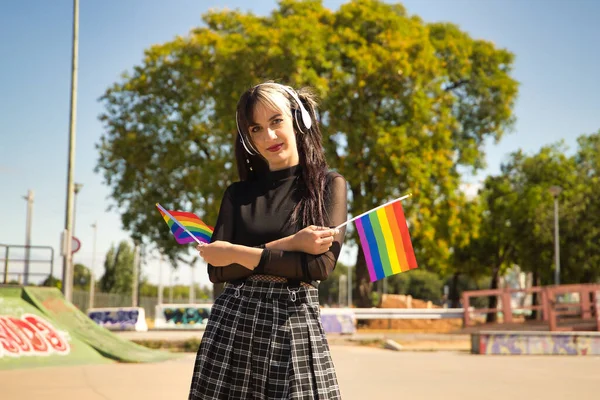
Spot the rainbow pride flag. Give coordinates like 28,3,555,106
155,203,213,245
353,197,418,282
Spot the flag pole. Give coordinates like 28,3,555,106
334,193,412,230
156,203,203,245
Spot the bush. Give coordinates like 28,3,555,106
385,269,443,303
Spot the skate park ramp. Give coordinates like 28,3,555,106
21,286,179,363
0,286,110,370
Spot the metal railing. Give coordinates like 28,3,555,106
323,308,465,320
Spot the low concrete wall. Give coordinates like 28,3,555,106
87,307,148,332
472,331,600,355
320,309,356,334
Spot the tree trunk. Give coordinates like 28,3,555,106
449,272,461,308
528,267,539,320
486,266,500,323
354,244,373,308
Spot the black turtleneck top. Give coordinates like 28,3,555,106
207,164,347,285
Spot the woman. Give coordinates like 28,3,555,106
188,81,348,399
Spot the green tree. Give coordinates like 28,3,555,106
567,132,600,283
385,269,443,303
462,138,597,319
99,241,135,294
456,174,520,321
41,275,61,289
73,263,91,290
317,261,354,306
96,0,518,305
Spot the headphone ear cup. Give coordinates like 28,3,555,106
293,109,305,131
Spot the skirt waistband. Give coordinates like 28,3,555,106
224,279,319,304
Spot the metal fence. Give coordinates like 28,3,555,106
71,290,210,319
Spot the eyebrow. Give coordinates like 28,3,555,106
249,113,283,127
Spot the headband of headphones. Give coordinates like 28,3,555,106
236,83,312,155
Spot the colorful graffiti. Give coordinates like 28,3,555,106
88,309,141,331
0,314,70,357
154,304,211,329
164,307,209,325
476,333,600,355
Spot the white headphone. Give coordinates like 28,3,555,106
237,83,312,156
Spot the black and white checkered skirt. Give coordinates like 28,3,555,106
188,279,341,399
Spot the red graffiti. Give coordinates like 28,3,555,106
0,314,70,357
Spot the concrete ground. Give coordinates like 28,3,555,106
1,346,599,400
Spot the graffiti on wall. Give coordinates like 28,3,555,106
479,334,600,355
163,307,210,326
0,314,70,357
154,305,212,329
320,313,356,334
88,309,140,330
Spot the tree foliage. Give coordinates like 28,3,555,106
96,0,518,305
99,241,135,294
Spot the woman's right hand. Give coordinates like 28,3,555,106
291,225,339,255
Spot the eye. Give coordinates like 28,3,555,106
250,126,261,134
272,118,283,125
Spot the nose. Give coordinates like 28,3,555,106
265,127,278,140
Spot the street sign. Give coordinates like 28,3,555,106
60,231,82,255
71,237,81,254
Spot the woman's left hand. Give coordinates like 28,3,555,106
197,241,235,267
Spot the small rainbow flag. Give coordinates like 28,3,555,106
155,203,213,245
339,194,418,282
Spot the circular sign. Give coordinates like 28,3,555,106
71,237,81,254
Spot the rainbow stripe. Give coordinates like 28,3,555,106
355,200,418,282
156,204,213,245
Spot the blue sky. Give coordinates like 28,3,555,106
1,0,599,289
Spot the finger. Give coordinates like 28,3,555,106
316,236,334,244
317,229,337,238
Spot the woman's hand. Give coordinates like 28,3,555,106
291,225,339,255
196,241,235,267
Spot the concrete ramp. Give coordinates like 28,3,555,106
0,286,110,369
22,287,179,363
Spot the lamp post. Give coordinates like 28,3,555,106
73,183,83,236
548,186,562,286
89,221,97,309
62,0,79,302
22,190,34,285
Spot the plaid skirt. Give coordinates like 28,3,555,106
188,279,341,399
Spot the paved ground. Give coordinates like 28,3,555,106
1,346,599,399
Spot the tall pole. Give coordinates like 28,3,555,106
553,197,560,286
347,265,352,307
190,262,195,304
157,254,164,305
169,268,174,303
89,222,97,309
132,243,139,307
338,274,346,306
62,0,79,302
73,183,83,237
549,186,562,286
23,190,34,285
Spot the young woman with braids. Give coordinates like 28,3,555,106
188,82,347,399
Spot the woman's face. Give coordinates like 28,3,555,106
248,101,299,171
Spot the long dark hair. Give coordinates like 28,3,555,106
234,82,329,228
